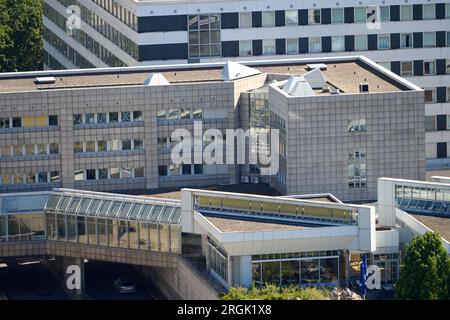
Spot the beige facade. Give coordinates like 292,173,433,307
0,56,425,201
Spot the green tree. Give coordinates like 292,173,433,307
0,0,43,72
395,232,450,300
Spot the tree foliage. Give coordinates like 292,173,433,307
395,232,450,300
222,284,331,300
0,0,43,72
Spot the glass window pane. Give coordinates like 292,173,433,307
119,220,128,248
285,10,298,25
262,11,275,27
239,12,251,28
281,260,299,286
331,8,344,23
354,7,366,22
355,35,367,50
97,113,106,124
262,261,281,285
301,259,320,285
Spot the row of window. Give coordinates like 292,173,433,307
44,51,66,70
188,14,221,58
73,111,142,125
427,142,449,159
74,139,143,153
157,108,203,121
1,143,59,158
74,167,144,181
423,87,450,104
91,0,138,31
53,0,138,59
0,115,58,130
238,31,447,57
44,212,180,253
272,113,286,129
158,164,204,177
237,4,450,28
44,27,95,69
394,59,450,77
348,149,367,189
0,171,60,186
44,7,126,68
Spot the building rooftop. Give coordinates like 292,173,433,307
410,214,450,242
203,215,309,232
0,56,418,94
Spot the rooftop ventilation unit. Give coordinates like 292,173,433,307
303,68,327,89
306,63,327,70
34,77,56,84
359,83,369,93
282,76,315,97
143,73,170,86
322,84,329,92
221,61,261,81
330,88,340,95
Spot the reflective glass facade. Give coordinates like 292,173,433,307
195,195,357,224
0,213,45,242
44,192,181,253
251,250,341,287
207,240,228,285
395,184,450,216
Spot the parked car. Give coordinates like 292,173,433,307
113,277,137,294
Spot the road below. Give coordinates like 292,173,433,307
85,261,155,300
0,261,70,300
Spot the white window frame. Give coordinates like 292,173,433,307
378,34,390,50
354,7,367,22
239,12,252,28
262,39,276,55
424,88,436,103
309,37,321,53
285,10,298,25
423,32,436,47
423,60,436,75
262,11,275,27
286,38,299,54
400,5,413,21
401,61,413,76
331,35,345,52
380,6,390,21
308,9,321,24
239,40,252,56
331,8,344,24
423,4,435,20
354,35,367,51
400,33,413,49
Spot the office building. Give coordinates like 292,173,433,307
0,56,424,201
42,0,450,177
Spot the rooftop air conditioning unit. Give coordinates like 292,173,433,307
34,76,56,84
359,83,369,93
322,84,329,92
330,88,340,95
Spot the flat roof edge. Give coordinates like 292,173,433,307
0,56,417,91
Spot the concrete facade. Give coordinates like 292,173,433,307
0,240,221,299
0,57,424,201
